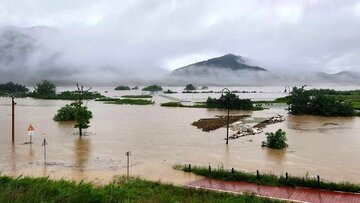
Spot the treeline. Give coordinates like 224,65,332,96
0,81,103,100
287,86,356,116
206,93,258,110
0,82,29,96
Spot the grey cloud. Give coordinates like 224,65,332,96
0,0,360,85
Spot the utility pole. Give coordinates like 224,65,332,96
221,88,231,145
7,93,16,145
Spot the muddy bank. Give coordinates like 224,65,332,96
192,115,250,132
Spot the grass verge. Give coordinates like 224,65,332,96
174,164,360,193
0,175,279,203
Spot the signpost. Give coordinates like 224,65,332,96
27,124,34,144
125,151,131,180
42,138,48,164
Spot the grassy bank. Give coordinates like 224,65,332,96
0,175,279,203
175,165,360,193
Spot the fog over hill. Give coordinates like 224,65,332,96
165,54,360,86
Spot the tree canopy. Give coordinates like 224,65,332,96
33,80,56,98
0,82,29,96
206,93,255,110
287,86,355,116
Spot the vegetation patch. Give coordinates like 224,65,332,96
0,82,29,96
121,95,152,98
184,84,196,90
287,86,356,116
192,115,250,132
114,85,130,90
206,93,263,110
0,175,277,203
142,84,163,91
102,98,154,105
261,129,288,149
175,165,360,193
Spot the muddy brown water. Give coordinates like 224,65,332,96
1,86,360,185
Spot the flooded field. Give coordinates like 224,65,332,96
1,86,360,184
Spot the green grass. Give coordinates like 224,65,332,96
0,175,279,203
175,164,360,193
122,95,152,98
108,98,154,105
160,102,264,110
96,97,154,105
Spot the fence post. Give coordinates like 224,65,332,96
256,170,259,178
317,175,320,186
209,165,211,173
286,172,288,180
231,168,234,173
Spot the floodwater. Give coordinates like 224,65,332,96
1,86,360,185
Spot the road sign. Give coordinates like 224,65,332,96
27,124,34,132
27,124,34,144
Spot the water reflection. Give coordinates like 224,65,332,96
265,148,286,163
74,137,91,171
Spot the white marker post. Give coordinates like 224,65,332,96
42,138,48,164
27,124,34,144
125,151,131,180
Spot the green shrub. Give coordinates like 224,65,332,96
206,93,255,110
142,84,162,91
53,104,76,121
262,129,288,149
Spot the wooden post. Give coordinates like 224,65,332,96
188,164,191,171
256,170,259,178
286,172,288,180
209,165,211,173
231,168,234,173
317,175,320,186
11,97,15,144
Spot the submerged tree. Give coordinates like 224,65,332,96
33,80,56,98
53,84,93,136
262,129,288,150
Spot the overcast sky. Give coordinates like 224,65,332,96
1,0,360,83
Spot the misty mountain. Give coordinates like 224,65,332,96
165,54,360,86
171,54,266,76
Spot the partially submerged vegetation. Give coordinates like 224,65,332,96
287,86,356,116
121,95,152,98
192,115,250,132
175,165,360,193
184,83,196,90
161,93,263,110
206,93,263,110
97,97,154,105
0,81,29,96
114,85,130,90
0,175,276,203
53,84,93,136
262,129,288,149
161,101,206,108
142,84,163,91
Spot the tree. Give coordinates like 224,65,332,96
287,86,355,116
72,100,92,136
206,93,254,110
184,84,196,91
53,84,93,136
0,82,29,96
262,129,288,149
33,80,56,98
